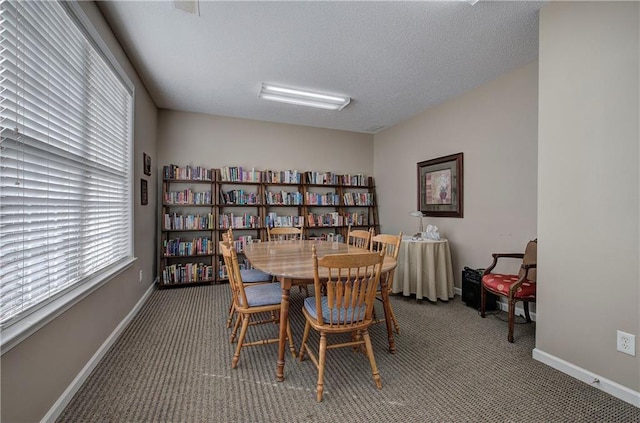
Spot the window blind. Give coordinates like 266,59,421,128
0,0,133,328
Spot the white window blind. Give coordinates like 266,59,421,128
0,0,133,329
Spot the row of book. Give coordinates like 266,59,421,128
307,212,343,227
340,174,368,186
219,166,261,183
218,213,260,229
161,212,367,230
163,213,215,230
343,192,374,206
162,263,214,284
164,189,212,205
231,236,260,253
163,165,370,187
219,190,260,205
265,212,305,228
344,211,369,226
306,171,339,185
163,237,214,257
163,165,213,181
306,211,368,227
265,190,304,205
305,192,341,206
263,169,302,184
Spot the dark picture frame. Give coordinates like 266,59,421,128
143,152,151,176
417,152,463,218
141,179,148,205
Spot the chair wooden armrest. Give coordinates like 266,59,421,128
507,263,537,295
483,253,525,275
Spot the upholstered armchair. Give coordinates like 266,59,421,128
480,239,537,343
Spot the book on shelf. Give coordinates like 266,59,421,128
307,212,342,227
163,237,213,256
163,165,213,181
162,263,214,284
219,189,260,205
163,213,214,230
164,189,212,205
220,166,262,183
218,213,260,229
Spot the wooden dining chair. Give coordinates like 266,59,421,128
220,240,296,368
298,245,385,402
346,225,373,249
370,232,403,334
222,228,272,328
267,226,303,241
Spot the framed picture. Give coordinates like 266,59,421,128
141,179,148,205
143,153,151,176
417,152,463,218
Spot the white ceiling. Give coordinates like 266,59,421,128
97,1,544,134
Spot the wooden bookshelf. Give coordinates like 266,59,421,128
159,165,216,288
158,164,380,286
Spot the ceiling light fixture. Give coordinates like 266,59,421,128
258,83,351,111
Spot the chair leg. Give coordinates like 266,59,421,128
507,299,516,343
226,301,235,328
232,315,250,369
230,310,242,343
316,332,327,402
362,329,382,390
523,301,532,323
298,321,311,361
286,319,296,358
388,304,400,334
480,283,487,318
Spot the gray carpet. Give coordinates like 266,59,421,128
57,284,640,422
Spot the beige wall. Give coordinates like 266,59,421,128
0,2,159,422
157,110,373,176
537,1,639,392
374,62,539,286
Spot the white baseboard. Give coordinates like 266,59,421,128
533,348,640,408
41,282,156,423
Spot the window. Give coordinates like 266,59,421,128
0,0,134,344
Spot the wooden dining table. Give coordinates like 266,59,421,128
244,239,398,382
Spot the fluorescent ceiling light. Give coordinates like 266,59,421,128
258,83,351,111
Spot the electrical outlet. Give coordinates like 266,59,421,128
139,270,143,283
617,330,636,356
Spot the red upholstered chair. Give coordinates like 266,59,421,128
480,239,537,343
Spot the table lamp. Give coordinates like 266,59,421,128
409,211,424,235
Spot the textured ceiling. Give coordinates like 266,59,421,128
97,1,544,134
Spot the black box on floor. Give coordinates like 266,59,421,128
462,267,498,311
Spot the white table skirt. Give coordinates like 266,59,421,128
392,237,454,301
